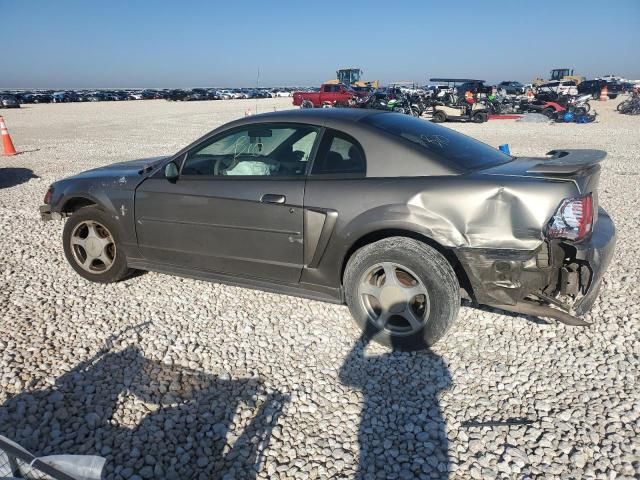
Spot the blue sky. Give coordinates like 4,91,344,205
2,0,639,88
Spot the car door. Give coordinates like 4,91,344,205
134,123,321,283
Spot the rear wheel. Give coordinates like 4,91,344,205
63,207,133,283
300,99,314,109
472,111,488,123
432,111,446,123
541,107,555,118
344,237,460,350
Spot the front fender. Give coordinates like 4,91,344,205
52,181,139,257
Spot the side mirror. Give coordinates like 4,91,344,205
164,161,179,182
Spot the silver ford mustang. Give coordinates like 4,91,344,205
41,109,615,350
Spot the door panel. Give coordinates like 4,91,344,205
135,177,305,283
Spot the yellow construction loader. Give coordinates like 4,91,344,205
326,68,379,90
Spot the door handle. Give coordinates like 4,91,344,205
261,194,286,204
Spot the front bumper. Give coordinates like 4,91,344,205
456,207,616,315
39,204,62,221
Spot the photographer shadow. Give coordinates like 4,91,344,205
0,344,286,480
339,333,451,479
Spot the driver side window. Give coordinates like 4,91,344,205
182,124,319,177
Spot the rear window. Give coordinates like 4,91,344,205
363,113,512,170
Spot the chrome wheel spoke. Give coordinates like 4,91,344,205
401,308,425,331
70,236,87,248
381,262,399,286
373,311,391,330
360,282,383,299
81,256,95,269
404,284,428,301
97,250,113,268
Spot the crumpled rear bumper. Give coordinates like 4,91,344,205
572,208,616,314
455,208,616,316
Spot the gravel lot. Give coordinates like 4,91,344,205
0,98,638,480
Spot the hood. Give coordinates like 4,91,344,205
67,156,168,181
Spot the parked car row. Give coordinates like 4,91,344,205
0,87,302,105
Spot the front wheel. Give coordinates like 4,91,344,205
344,237,460,350
62,207,133,283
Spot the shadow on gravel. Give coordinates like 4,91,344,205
339,335,451,479
0,345,287,479
0,168,38,189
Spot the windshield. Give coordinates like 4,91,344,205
363,113,513,170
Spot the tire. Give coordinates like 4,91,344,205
609,94,617,100
541,107,555,118
617,100,628,112
62,206,132,283
343,237,460,350
300,99,314,109
472,112,487,123
432,111,446,123
573,107,587,116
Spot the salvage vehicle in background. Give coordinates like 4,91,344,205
40,110,615,350
497,81,526,95
293,83,358,108
536,81,578,96
577,79,623,100
0,94,20,108
431,92,489,123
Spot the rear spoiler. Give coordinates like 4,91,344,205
526,149,606,174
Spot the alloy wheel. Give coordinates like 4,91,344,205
358,262,431,336
69,220,116,273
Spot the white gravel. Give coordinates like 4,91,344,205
0,98,638,479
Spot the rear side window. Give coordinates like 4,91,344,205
363,113,511,170
311,130,366,175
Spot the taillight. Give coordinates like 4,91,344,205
43,186,54,204
546,193,593,241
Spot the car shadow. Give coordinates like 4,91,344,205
0,168,38,189
0,341,287,479
339,333,451,479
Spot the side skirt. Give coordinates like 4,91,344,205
127,259,344,305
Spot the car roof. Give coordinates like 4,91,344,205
228,108,382,125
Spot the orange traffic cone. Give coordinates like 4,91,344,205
527,88,534,102
599,85,608,101
0,116,18,156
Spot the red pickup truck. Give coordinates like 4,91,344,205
292,83,358,108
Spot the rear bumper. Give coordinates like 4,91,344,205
572,208,616,314
456,207,615,316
